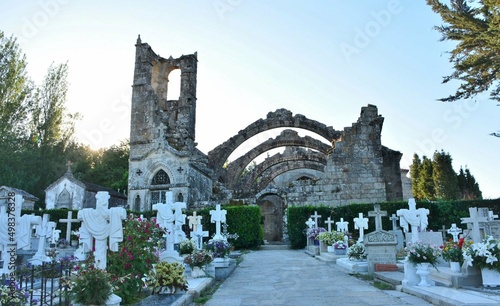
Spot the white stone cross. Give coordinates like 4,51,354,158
389,214,399,231
368,204,387,231
336,218,349,233
311,211,322,228
153,191,175,252
173,201,187,243
192,223,209,250
187,211,202,233
59,211,80,243
77,191,126,269
210,204,227,240
305,217,315,229
397,198,429,243
447,223,462,242
325,217,335,232
50,227,61,245
461,207,488,243
30,214,56,265
353,213,368,242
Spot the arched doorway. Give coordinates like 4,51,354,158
258,194,284,243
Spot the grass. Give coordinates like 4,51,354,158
350,272,395,290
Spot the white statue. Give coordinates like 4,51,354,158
397,198,430,243
152,192,176,252
77,191,126,269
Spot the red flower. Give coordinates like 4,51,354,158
458,238,464,248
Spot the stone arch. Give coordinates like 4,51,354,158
145,166,174,210
256,189,287,243
167,69,181,100
207,109,341,181
225,129,330,186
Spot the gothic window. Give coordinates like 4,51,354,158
56,185,72,209
150,190,168,209
134,195,141,211
151,169,170,185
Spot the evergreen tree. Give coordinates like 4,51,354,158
426,0,500,102
409,153,422,199
458,166,483,199
417,156,435,201
432,150,460,200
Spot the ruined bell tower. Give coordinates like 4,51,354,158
128,36,213,211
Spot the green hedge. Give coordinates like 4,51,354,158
287,199,500,249
192,205,262,250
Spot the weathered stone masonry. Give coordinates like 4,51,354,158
127,38,405,217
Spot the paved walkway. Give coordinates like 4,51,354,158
203,249,432,306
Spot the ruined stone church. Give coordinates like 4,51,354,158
128,36,409,242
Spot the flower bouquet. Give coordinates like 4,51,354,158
441,238,471,264
306,227,326,241
463,235,500,273
179,239,196,255
334,240,347,250
142,261,188,294
347,242,367,260
206,238,231,258
183,250,214,269
405,241,442,269
71,263,113,305
317,232,335,246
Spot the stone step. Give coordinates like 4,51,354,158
260,244,289,250
374,271,405,287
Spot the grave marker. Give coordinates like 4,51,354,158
59,211,80,244
210,204,227,240
447,223,462,242
368,204,387,231
325,217,334,232
353,213,368,243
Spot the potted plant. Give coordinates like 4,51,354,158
71,263,113,306
206,238,231,258
142,261,188,295
179,239,196,256
318,232,335,252
306,227,326,245
333,240,348,255
347,242,367,261
405,241,442,286
441,238,471,272
463,235,500,287
0,279,29,305
183,249,214,277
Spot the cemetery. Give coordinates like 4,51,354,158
1,38,500,305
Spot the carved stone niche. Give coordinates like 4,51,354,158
363,230,397,275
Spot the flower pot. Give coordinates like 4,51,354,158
334,248,347,255
481,268,500,287
449,261,460,273
213,257,229,268
327,246,335,253
416,263,432,287
190,266,206,278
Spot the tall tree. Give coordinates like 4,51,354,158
432,150,460,200
409,153,422,199
457,166,482,199
427,0,500,102
0,31,32,141
417,156,435,201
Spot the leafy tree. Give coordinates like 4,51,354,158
409,153,422,199
457,166,482,199
427,0,500,102
0,31,32,141
432,150,460,200
417,156,435,200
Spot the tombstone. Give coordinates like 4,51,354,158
388,213,404,252
447,224,462,242
210,204,227,240
310,211,322,228
50,227,61,245
77,191,126,269
353,213,368,243
461,207,489,243
336,218,349,233
1,194,41,274
188,211,202,233
192,224,209,250
364,204,397,275
30,214,56,265
59,211,80,245
397,198,429,243
305,218,315,229
325,217,335,233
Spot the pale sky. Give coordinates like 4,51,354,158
1,1,499,199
